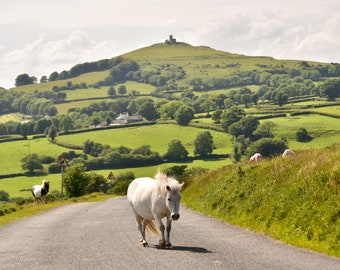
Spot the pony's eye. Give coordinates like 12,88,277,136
168,198,171,201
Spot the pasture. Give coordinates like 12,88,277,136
11,71,109,92
0,137,80,175
64,81,156,101
0,159,229,199
56,124,233,156
1,113,340,199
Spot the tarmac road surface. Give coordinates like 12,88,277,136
0,197,339,270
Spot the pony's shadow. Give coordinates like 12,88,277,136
152,245,211,253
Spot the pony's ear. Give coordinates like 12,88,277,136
179,183,184,190
166,185,171,191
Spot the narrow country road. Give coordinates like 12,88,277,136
0,197,339,270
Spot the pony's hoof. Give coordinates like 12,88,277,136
165,243,173,249
159,240,166,249
139,239,149,247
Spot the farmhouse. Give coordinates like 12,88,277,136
110,113,144,125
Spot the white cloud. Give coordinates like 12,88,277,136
0,31,119,88
1,0,340,88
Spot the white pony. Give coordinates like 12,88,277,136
282,149,295,157
127,171,184,248
248,153,262,163
31,179,49,204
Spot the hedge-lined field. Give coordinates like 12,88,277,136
56,124,233,156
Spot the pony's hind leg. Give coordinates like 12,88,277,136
133,211,148,247
140,218,149,247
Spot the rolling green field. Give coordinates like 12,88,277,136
122,43,324,88
0,159,229,199
1,113,340,199
11,71,109,92
56,124,233,155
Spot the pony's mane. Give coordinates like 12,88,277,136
155,171,180,195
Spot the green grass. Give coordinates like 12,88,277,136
11,71,109,92
64,81,156,101
0,138,82,175
56,124,233,156
269,114,340,147
0,159,231,199
0,113,23,123
182,144,340,258
122,42,324,88
55,99,108,114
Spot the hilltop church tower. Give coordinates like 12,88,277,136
165,35,177,44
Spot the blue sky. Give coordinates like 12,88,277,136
0,0,339,88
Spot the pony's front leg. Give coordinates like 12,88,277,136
154,217,166,248
165,218,173,248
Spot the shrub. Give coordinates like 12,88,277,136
247,138,288,158
0,190,10,201
296,127,312,142
111,179,132,195
64,163,90,197
40,155,55,164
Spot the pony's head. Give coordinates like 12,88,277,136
42,180,50,193
156,171,184,221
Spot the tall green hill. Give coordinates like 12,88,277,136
11,41,330,93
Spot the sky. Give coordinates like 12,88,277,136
0,0,339,89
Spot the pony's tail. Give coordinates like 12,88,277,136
146,220,161,236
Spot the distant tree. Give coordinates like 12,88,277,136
194,131,214,157
251,93,259,105
48,71,59,81
163,139,189,161
64,163,90,197
21,153,43,173
15,73,34,87
56,92,67,103
108,86,116,98
241,94,251,108
118,85,127,96
174,105,195,125
45,105,58,116
247,138,287,158
296,127,312,142
91,116,101,127
159,101,184,119
211,109,222,124
33,118,52,134
137,101,159,120
87,172,109,194
223,98,234,109
220,107,246,132
47,124,58,141
40,75,48,83
60,116,73,133
318,78,340,101
0,123,8,135
253,121,275,139
274,92,289,106
228,116,259,139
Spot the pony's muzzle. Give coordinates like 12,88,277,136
172,214,180,220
